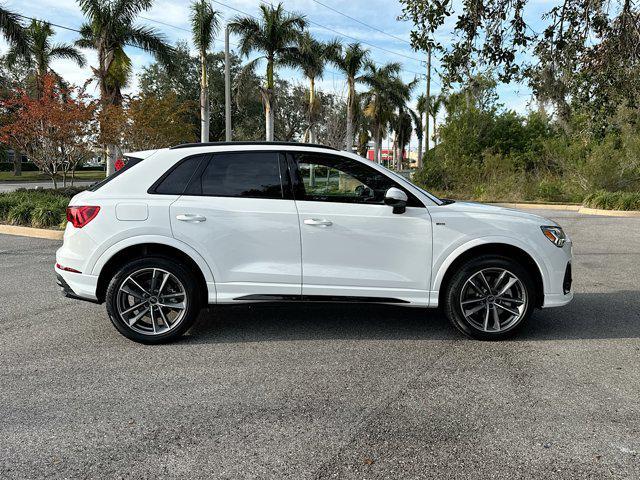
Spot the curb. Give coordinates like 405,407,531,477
494,202,581,211
577,207,640,217
493,202,640,217
0,224,63,240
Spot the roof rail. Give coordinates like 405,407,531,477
169,141,338,151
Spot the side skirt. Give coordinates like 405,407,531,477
233,294,410,304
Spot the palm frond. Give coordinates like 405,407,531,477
126,25,173,66
190,0,220,52
49,44,87,67
0,6,29,57
113,0,154,26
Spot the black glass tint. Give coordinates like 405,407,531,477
154,155,204,195
195,152,284,199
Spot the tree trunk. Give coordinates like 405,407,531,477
305,77,316,143
423,46,431,167
374,124,381,164
265,95,274,141
265,58,275,141
391,134,397,168
200,51,209,143
106,144,118,177
13,150,22,176
345,80,355,152
416,133,423,170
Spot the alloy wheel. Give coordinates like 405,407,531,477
459,268,527,333
116,268,187,336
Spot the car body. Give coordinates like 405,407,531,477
55,142,573,343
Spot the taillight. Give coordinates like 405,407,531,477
66,206,100,228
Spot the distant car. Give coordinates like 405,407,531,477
56,142,573,343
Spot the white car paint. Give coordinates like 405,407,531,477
55,144,573,311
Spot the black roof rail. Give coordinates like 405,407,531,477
169,141,338,151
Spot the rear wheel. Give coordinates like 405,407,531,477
105,257,201,344
443,255,535,340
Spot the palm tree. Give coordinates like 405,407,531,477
190,0,220,143
408,107,423,169
293,32,340,143
389,78,417,168
330,42,369,152
76,0,173,175
414,93,428,164
0,6,29,58
361,61,408,164
229,2,306,141
429,94,444,146
7,20,85,97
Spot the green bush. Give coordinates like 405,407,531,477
0,197,13,221
7,203,34,226
0,188,77,229
31,198,68,228
583,190,640,210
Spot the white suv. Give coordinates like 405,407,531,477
55,142,573,343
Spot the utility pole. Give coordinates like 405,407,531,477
224,25,232,142
423,44,431,169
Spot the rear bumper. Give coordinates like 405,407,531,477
55,266,100,303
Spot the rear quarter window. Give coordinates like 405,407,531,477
87,156,143,192
150,155,206,195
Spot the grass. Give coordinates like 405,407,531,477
0,170,105,182
0,187,84,229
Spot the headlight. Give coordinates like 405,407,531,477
540,226,566,247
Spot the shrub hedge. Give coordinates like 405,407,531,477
583,190,640,211
0,187,84,229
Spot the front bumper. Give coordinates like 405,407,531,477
541,239,573,308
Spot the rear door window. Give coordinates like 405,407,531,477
188,152,285,199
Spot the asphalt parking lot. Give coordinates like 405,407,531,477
1,208,639,479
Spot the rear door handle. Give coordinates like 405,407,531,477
304,218,333,227
176,214,206,223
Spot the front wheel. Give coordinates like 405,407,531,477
105,256,201,344
443,255,535,340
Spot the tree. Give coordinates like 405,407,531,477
389,78,417,168
414,93,427,160
0,75,95,188
0,6,29,59
229,2,306,141
361,61,408,164
330,42,369,152
138,42,264,141
124,93,197,150
190,0,220,143
6,20,85,98
429,94,444,145
76,0,173,175
293,32,340,143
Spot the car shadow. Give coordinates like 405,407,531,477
184,291,640,344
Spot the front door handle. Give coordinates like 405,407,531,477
176,213,206,223
304,218,333,227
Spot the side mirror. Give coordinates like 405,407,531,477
384,187,408,214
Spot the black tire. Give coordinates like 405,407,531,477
105,256,201,344
443,255,536,340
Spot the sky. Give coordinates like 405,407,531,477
2,0,551,148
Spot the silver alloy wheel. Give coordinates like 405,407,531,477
459,268,527,333
116,268,187,336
